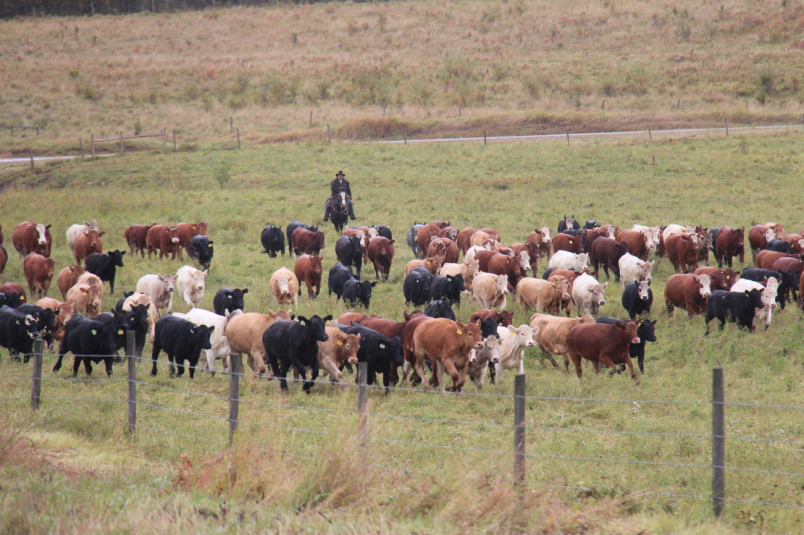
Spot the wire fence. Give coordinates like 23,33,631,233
4,337,804,518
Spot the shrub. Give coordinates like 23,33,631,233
757,65,777,93
74,79,99,101
214,160,232,188
598,75,618,96
521,74,543,100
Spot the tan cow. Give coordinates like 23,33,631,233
76,271,105,298
469,230,493,248
405,255,443,278
269,267,299,307
471,272,509,309
136,273,175,315
439,258,480,290
529,313,596,368
314,326,360,389
412,318,484,392
516,277,572,315
66,283,102,318
35,298,76,342
121,292,160,339
466,334,500,389
56,265,85,301
225,309,293,376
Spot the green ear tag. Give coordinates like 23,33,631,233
300,320,305,326
91,329,97,335
379,343,386,349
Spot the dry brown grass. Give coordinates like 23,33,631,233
1,0,803,148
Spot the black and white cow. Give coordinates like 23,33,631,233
705,289,765,334
741,267,799,310
342,323,404,394
213,287,248,316
335,235,364,277
53,314,117,377
85,250,126,294
263,315,331,393
621,280,653,320
557,215,581,233
260,224,285,258
0,305,40,359
187,235,213,270
17,303,56,351
150,314,214,378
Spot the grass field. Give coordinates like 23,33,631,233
2,130,804,532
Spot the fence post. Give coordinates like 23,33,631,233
602,99,605,111
358,361,367,447
309,110,313,127
91,2,94,16
229,353,241,445
80,138,84,158
230,117,233,133
36,126,39,137
725,119,729,138
91,134,95,157
237,128,241,149
10,126,13,137
459,104,462,116
514,374,526,488
30,339,43,412
483,130,487,146
327,123,331,143
162,128,166,153
566,130,570,146
127,331,136,436
648,125,652,142
173,129,176,151
30,149,34,170
404,126,407,145
677,98,680,110
120,131,124,153
712,367,725,517
151,0,155,12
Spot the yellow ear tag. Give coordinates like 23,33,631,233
118,329,124,335
569,239,573,244
457,329,463,335
337,340,343,346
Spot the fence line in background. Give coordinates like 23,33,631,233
1,125,39,137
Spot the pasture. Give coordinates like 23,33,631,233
2,132,804,533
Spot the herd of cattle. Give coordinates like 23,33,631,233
0,214,798,391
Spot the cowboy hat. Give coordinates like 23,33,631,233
335,171,345,177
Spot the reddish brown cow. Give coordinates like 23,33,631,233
552,234,584,255
337,312,371,326
488,253,521,291
590,238,630,282
584,227,612,254
0,282,27,304
146,225,180,260
510,242,539,274
473,250,500,272
470,309,514,327
294,255,323,299
756,250,801,270
56,265,85,300
359,315,411,384
416,223,444,257
401,311,431,379
412,318,484,392
664,274,712,316
665,234,699,273
783,233,804,254
715,226,745,268
565,321,640,380
291,228,326,256
693,267,740,291
749,225,774,256
0,244,6,275
368,237,395,282
124,224,156,258
73,229,104,264
614,229,648,260
526,229,552,261
23,253,56,299
12,222,52,259
174,222,209,260
426,238,459,264
437,226,459,242
456,227,478,254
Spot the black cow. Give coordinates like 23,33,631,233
0,305,40,359
403,266,435,307
106,303,148,357
473,316,502,339
597,317,657,374
85,250,126,294
335,235,364,277
260,224,285,258
17,304,56,350
709,227,721,260
150,315,214,378
741,267,798,310
557,215,580,233
0,292,23,309
53,314,117,377
94,309,132,354
263,314,331,393
583,220,601,230
114,291,136,312
328,263,357,300
621,280,653,320
342,323,404,394
705,289,765,334
188,235,213,270
424,299,455,320
542,267,556,280
373,225,393,240
430,273,466,307
343,279,376,308
213,287,248,316
286,220,317,254
765,239,792,254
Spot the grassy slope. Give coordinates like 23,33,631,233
2,132,804,532
2,0,804,153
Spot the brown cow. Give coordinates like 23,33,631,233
0,282,26,304
23,253,56,299
516,276,571,315
614,229,648,261
337,312,375,326
715,226,745,268
473,249,499,273
756,250,801,270
565,321,640,380
146,225,180,260
225,309,293,376
174,222,209,260
526,228,552,262
412,318,484,392
510,242,538,274
469,230,494,249
417,223,447,258
456,227,478,255
291,228,326,256
437,226,459,242
77,272,105,298
748,225,775,263
665,274,712,316
315,326,360,389
12,222,52,259
552,233,584,255
488,253,521,291
782,233,804,255
405,256,443,278
125,224,156,258
529,313,596,368
66,283,102,318
367,237,395,282
359,315,410,384
426,238,459,264
400,311,431,382
35,298,75,342
0,244,6,276
584,227,613,255
693,267,740,291
73,229,104,264
294,255,323,299
56,265,85,300
666,234,699,273
480,228,501,242
470,309,514,327
269,267,299,307
590,238,631,282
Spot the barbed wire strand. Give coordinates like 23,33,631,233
135,424,227,445
722,497,804,510
133,380,229,401
233,417,326,435
39,396,124,403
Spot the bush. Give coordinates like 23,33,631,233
521,74,543,100
74,79,99,101
214,160,232,188
757,65,777,93
598,75,618,96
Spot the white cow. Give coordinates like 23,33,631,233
548,251,589,272
66,219,100,253
571,273,608,317
466,335,500,389
136,273,176,315
493,324,537,380
619,253,654,286
471,273,509,309
180,307,240,376
175,265,208,309
730,278,779,331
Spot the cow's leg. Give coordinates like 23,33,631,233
277,359,292,392
454,361,468,392
205,349,217,378
72,356,82,377
592,360,601,374
53,341,69,373
568,349,583,379
436,361,448,393
517,351,525,375
104,356,113,377
151,342,161,376
305,360,319,394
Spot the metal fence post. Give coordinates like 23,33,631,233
30,149,34,170
30,339,43,412
514,374,526,488
162,128,166,153
712,367,725,517
229,353,241,444
566,130,570,146
358,361,367,447
230,117,233,133
127,331,136,436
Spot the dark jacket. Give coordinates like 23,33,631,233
330,177,352,197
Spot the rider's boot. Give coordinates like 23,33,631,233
323,207,330,222
349,207,356,220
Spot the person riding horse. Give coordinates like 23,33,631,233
323,171,356,221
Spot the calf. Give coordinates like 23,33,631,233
119,292,159,347
264,315,331,392
403,266,435,307
343,323,404,393
261,224,285,258
621,280,652,320
125,224,156,258
188,235,213,270
213,287,248,316
146,225,180,260
665,234,699,273
52,314,116,376
315,326,360,388
175,265,207,309
705,289,765,334
529,313,595,368
571,273,608,317
85,250,126,294
566,321,640,380
430,273,466,307
618,253,654,286
0,305,40,358
343,279,376,308
470,309,514,327
357,315,409,384
466,335,500,389
23,253,56,299
406,255,444,278
12,222,52,259
174,222,209,261
471,273,509,309
66,283,102,318
590,238,630,282
286,220,318,253
552,233,584,255
493,324,537,380
368,237,395,282
150,314,213,378
291,228,326,256
336,234,364,277
730,278,778,331
183,307,239,376
516,277,571,315
715,226,745,268
427,238,460,264
424,299,455,320
488,253,522,291
66,220,100,253
73,229,104,264
548,251,589,272
269,267,299,307
329,263,358,300
94,309,133,355
693,267,740,292
665,274,712,316
136,273,175,315
294,255,323,299
225,309,292,375
597,317,657,374
412,318,484,392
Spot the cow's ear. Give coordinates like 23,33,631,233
371,282,377,287
242,288,248,294
389,240,395,244
508,325,516,333
83,231,89,236
652,320,658,327
323,315,333,322
98,231,105,237
202,270,208,276
602,282,608,289
209,326,215,333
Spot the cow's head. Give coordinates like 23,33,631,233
316,231,326,249
197,222,209,236
302,315,331,343
618,321,640,344
276,276,292,301
587,281,608,306
482,335,500,364
35,223,49,244
168,226,180,243
358,281,377,308
551,277,572,302
745,288,764,311
109,250,126,267
69,265,86,278
575,253,589,272
637,319,657,343
336,332,361,365
636,280,651,301
496,274,509,295
310,256,323,276
507,324,537,349
761,283,778,309
458,321,485,351
157,273,176,293
694,274,712,298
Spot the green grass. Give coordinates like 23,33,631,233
2,131,804,532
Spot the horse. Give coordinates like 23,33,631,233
329,191,350,234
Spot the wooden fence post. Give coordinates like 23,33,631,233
648,125,652,142
36,126,39,137
602,99,605,111
566,130,570,146
483,130,487,146
712,367,725,517
91,2,94,16
80,138,84,158
173,129,176,151
237,128,241,149
514,374,526,488
358,361,367,447
10,126,13,137
309,110,313,127
230,117,233,133
229,353,241,444
327,123,331,143
162,128,166,153
404,126,407,145
127,331,136,436
30,339,43,412
91,134,95,158
677,98,680,110
30,149,34,170
120,131,124,153
725,119,729,138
